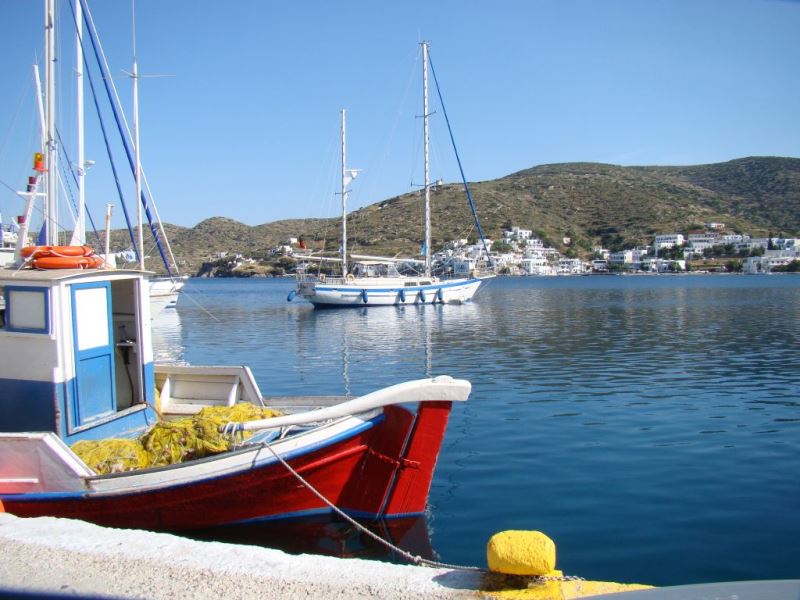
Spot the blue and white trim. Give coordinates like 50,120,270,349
298,276,484,307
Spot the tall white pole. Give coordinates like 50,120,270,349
130,0,144,270
341,108,347,277
422,41,431,277
133,59,144,270
72,0,86,245
44,0,57,246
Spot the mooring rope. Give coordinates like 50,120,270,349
256,437,587,582
255,438,485,572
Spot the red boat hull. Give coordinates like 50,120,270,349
2,402,453,530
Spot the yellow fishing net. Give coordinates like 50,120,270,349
70,439,150,474
71,403,282,475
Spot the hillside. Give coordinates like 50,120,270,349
109,156,800,274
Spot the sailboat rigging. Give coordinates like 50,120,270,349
293,41,493,307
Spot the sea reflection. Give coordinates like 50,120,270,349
150,304,185,364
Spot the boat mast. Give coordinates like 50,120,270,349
341,109,347,277
44,0,57,246
422,41,432,277
71,0,86,245
131,2,145,271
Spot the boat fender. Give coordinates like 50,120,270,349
399,289,406,303
418,290,425,303
318,274,326,283
346,273,355,283
361,289,369,304
437,288,444,302
287,290,297,302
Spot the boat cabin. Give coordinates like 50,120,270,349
0,267,157,444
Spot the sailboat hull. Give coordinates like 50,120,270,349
298,276,483,307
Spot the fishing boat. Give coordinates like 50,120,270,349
0,1,470,531
293,42,493,307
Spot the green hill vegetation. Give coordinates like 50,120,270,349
107,156,800,274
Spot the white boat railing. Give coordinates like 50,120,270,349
232,376,471,432
296,273,346,285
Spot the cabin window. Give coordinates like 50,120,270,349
3,286,49,334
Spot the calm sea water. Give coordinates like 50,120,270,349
153,274,800,586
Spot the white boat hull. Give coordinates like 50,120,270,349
149,277,185,316
297,276,484,307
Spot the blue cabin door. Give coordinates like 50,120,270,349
70,282,117,427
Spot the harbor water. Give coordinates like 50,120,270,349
152,274,800,587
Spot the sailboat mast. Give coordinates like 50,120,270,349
131,0,145,271
44,0,57,246
132,59,144,270
341,108,348,277
422,41,432,277
73,0,86,245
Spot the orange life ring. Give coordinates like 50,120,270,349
22,245,94,259
32,255,104,270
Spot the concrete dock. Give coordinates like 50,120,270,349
0,513,482,599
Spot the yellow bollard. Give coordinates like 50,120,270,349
487,530,556,576
484,529,653,599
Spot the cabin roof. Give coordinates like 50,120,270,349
0,267,150,285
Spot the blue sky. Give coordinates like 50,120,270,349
1,0,798,231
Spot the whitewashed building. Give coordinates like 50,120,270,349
609,247,648,270
653,234,685,250
742,248,800,273
641,257,686,272
609,250,635,267
510,227,532,240
558,258,589,274
687,233,719,253
520,254,556,276
718,234,746,246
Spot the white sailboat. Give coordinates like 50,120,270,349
294,42,492,307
